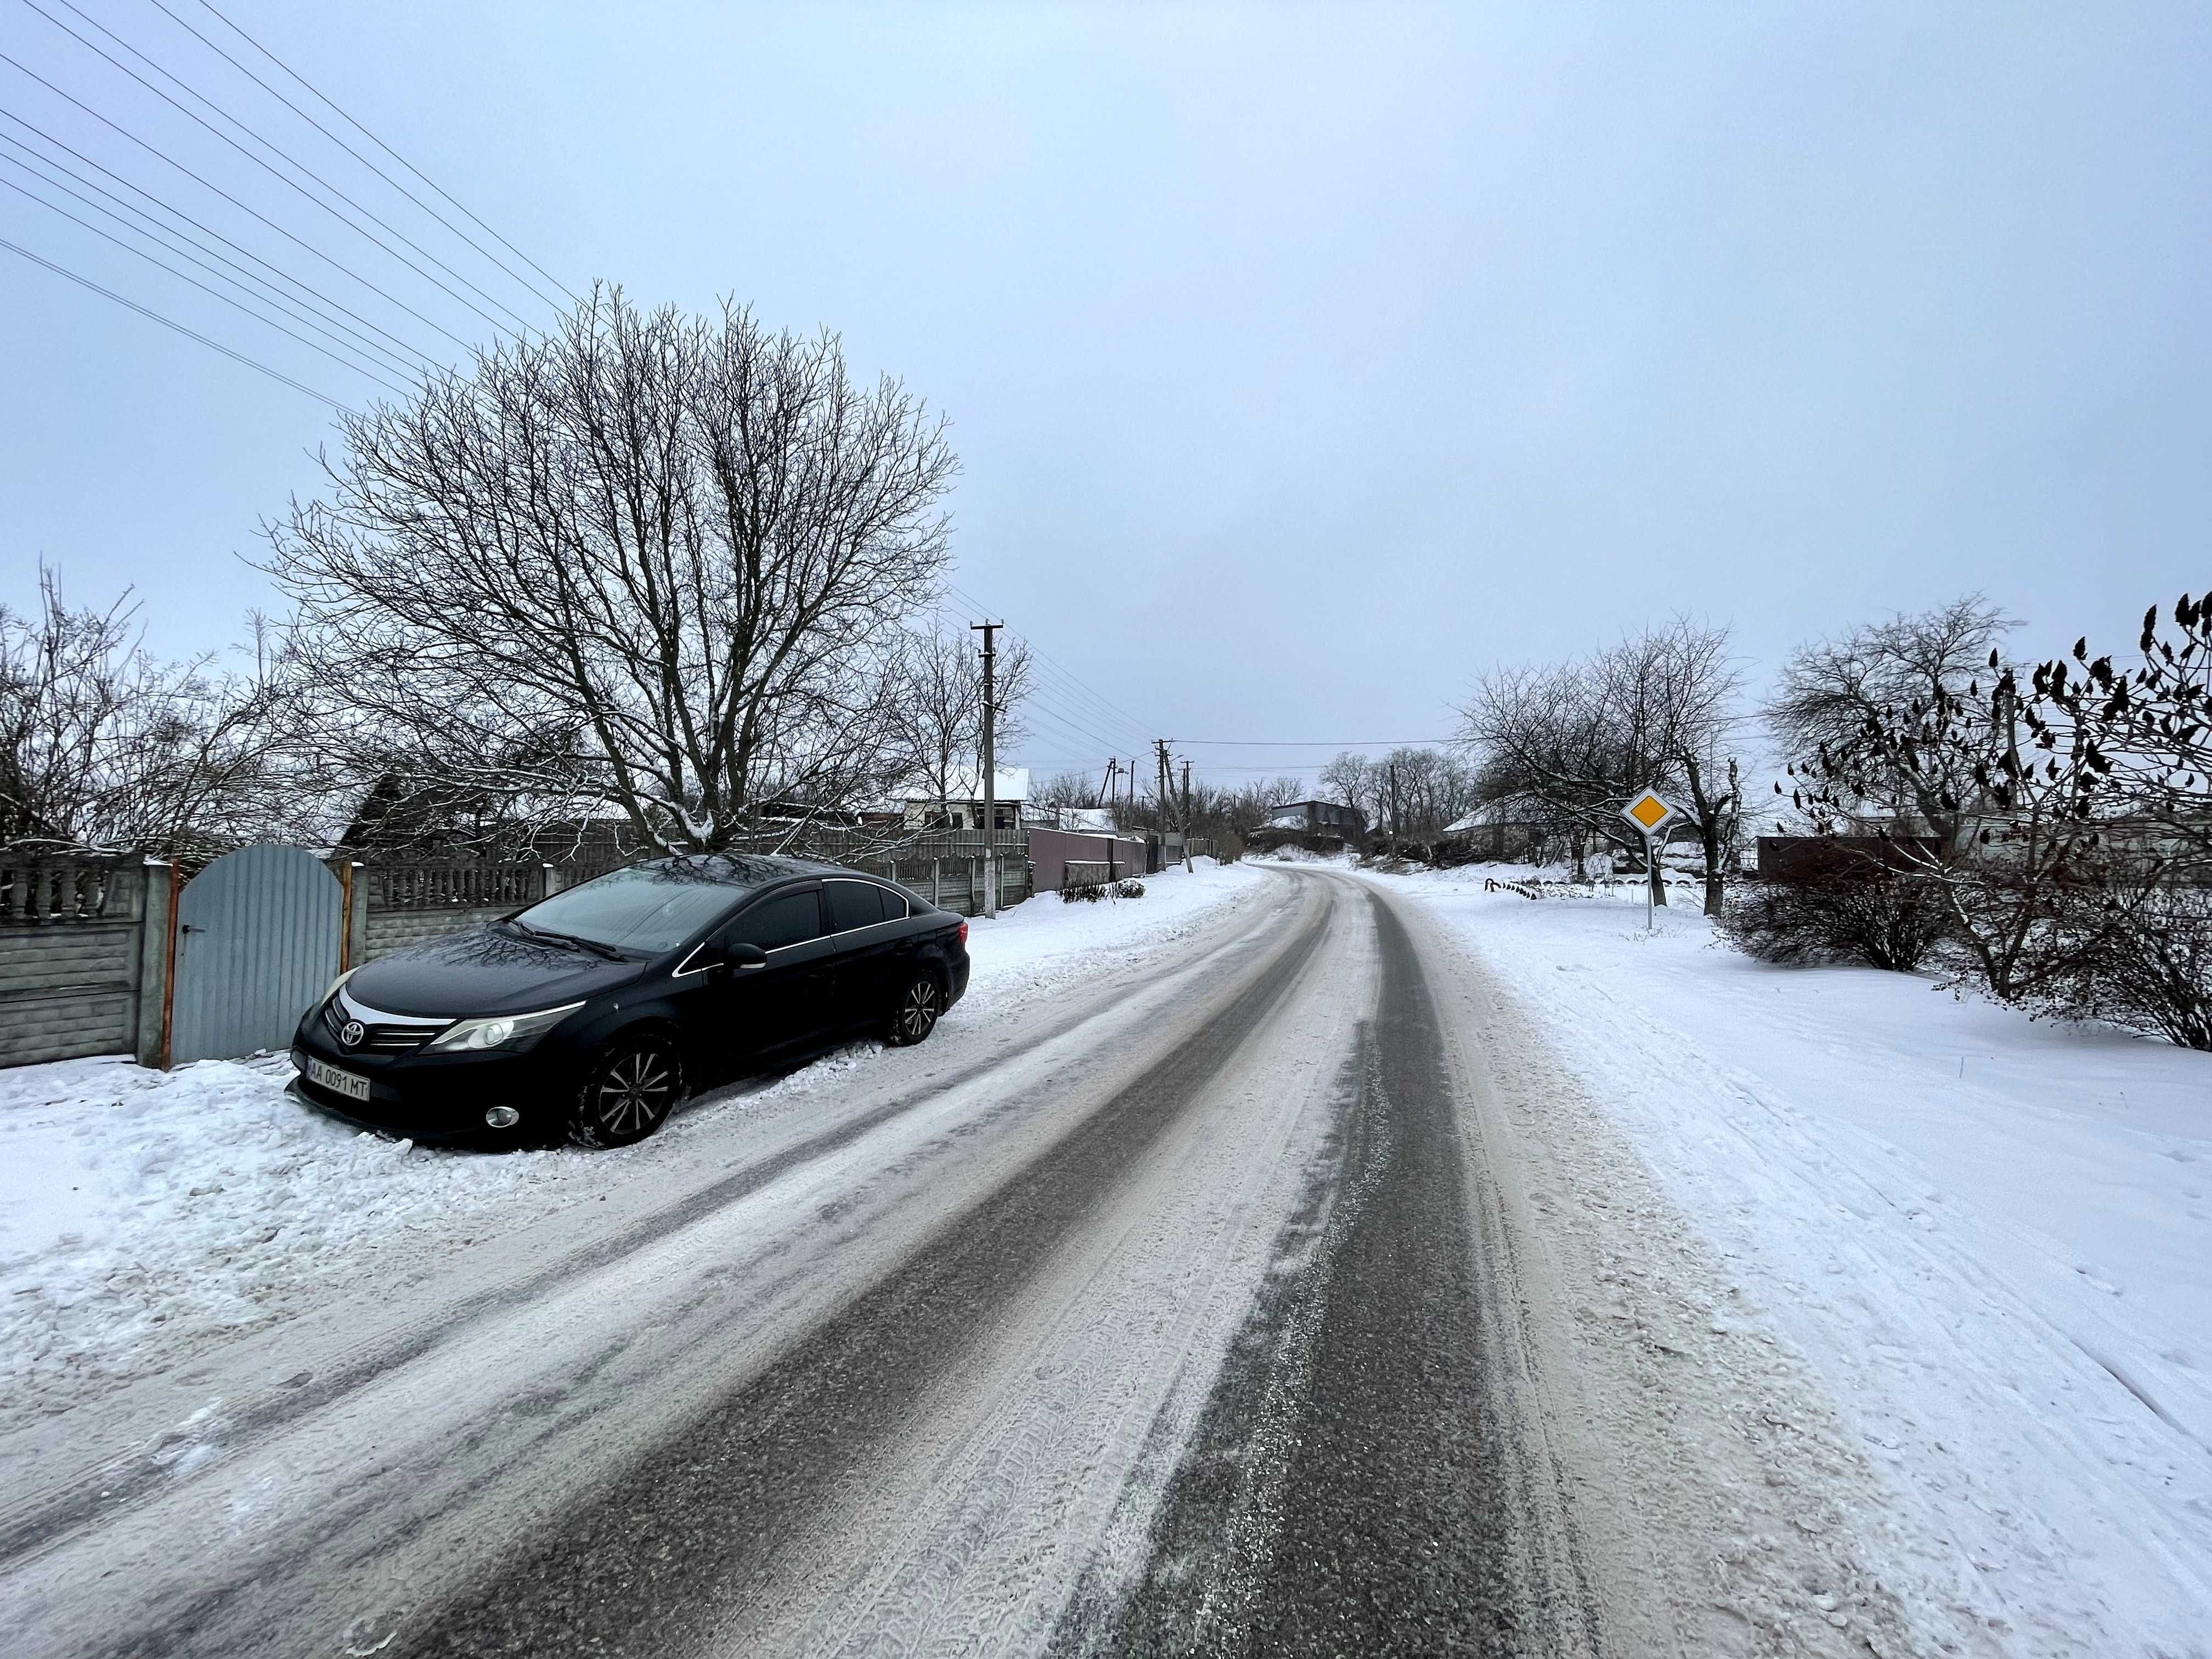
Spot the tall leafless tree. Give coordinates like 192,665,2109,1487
0,569,302,855
269,286,956,855
888,620,1031,825
1765,594,2018,844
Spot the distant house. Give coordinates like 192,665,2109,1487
1266,800,1366,837
899,767,1031,832
1029,805,1119,833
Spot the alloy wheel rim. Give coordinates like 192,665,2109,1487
596,1048,676,1137
900,980,940,1040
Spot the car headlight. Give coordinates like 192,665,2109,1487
424,1001,584,1054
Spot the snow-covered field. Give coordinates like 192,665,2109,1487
1362,864,2212,1657
0,860,1265,1435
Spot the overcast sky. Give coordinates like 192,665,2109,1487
4,2,2208,796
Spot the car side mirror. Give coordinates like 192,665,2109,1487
720,941,769,972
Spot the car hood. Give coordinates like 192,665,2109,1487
343,926,648,1018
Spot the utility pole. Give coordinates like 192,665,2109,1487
973,621,1002,919
1180,758,1193,871
1097,759,1116,811
1154,739,1173,874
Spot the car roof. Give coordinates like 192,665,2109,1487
634,853,923,896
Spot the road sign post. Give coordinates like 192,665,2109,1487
1619,788,1678,932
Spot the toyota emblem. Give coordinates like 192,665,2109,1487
338,1020,366,1049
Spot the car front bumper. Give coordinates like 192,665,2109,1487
290,1018,563,1144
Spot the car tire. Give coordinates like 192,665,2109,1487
568,1032,687,1149
884,972,944,1047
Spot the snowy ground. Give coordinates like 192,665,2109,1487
0,860,1265,1436
1360,863,2212,1657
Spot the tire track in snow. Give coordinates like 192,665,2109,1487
381,878,1340,1658
1056,881,1602,1657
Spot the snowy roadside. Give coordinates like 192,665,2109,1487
1360,865,2212,1657
0,859,1266,1435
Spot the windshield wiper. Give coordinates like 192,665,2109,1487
507,919,626,961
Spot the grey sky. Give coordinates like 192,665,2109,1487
4,2,2207,796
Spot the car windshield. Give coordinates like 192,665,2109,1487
507,866,746,954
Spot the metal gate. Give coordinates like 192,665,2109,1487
171,844,343,1065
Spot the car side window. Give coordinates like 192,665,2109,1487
824,880,886,933
725,889,822,952
879,887,911,919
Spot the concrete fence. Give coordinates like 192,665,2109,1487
1027,827,1152,891
0,853,171,1070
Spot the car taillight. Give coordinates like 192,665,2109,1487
956,921,968,947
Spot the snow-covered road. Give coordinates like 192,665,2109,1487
1358,864,2212,1657
3,861,2197,1656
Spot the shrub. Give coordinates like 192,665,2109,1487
2024,885,2212,1052
1717,870,1950,972
1113,877,1145,899
1060,881,1105,903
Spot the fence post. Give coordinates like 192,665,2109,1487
932,857,941,909
156,859,182,1071
133,861,172,1068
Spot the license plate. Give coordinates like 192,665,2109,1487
306,1057,372,1103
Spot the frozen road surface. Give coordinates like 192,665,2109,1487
0,871,1933,1657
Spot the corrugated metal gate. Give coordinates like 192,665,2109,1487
171,844,343,1065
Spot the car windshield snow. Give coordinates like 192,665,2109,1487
506,866,751,954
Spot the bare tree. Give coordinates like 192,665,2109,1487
0,569,302,854
1635,619,1747,914
1030,770,1101,811
1318,751,1376,825
269,286,956,855
1766,595,2017,844
1459,618,1745,906
888,620,1031,825
2028,592,2212,867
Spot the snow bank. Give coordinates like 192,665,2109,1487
956,856,1265,1017
1364,866,2212,1656
0,860,1266,1432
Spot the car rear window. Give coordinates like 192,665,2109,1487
727,889,823,951
824,880,889,932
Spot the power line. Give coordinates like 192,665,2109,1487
0,50,479,349
0,109,443,369
919,597,1152,754
191,0,578,306
1179,738,1454,747
16,0,532,337
943,579,1159,740
0,134,424,376
2,233,353,411
0,167,410,392
141,0,568,313
49,0,543,329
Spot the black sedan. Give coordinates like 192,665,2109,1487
289,855,970,1148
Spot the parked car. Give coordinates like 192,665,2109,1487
288,855,969,1148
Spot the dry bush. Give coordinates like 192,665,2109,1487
1717,870,1951,972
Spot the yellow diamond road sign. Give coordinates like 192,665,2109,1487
1623,789,1673,833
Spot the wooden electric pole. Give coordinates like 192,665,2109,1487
1180,758,1193,871
973,620,1002,919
